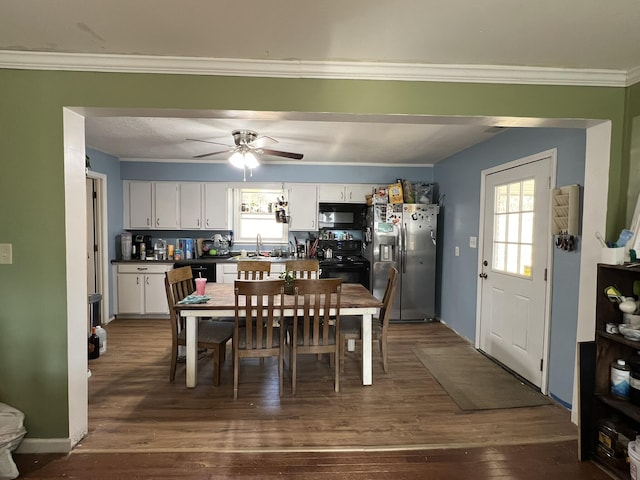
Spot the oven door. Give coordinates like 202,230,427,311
320,263,370,289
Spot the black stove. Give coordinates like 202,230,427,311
319,255,367,266
317,240,370,289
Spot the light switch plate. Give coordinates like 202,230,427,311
455,246,460,257
0,243,12,264
469,236,477,249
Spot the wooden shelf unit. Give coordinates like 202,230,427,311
580,263,640,479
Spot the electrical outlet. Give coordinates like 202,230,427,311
455,246,460,257
469,236,477,249
0,244,12,264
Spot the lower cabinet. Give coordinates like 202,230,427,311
116,263,173,316
216,262,285,283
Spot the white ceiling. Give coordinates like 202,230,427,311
3,0,637,165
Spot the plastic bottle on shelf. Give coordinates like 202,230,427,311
140,242,146,260
95,325,107,355
611,359,631,399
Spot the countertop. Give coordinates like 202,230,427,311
111,256,293,265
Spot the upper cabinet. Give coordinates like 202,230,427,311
204,184,230,230
125,181,230,231
127,181,153,228
154,182,180,229
318,184,375,204
287,183,318,231
180,183,202,229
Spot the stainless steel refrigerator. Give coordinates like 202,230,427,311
364,203,439,322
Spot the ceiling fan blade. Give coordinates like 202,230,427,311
186,138,233,148
260,148,304,160
251,136,278,148
193,149,231,159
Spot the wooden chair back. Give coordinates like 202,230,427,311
379,267,399,331
290,278,342,394
164,267,194,380
233,279,285,399
165,267,234,385
285,259,320,279
237,260,271,280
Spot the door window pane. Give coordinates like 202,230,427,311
492,177,535,278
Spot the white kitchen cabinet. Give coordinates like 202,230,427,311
154,182,180,229
204,183,230,230
116,263,172,315
180,183,202,229
126,181,153,228
216,262,285,283
287,184,318,231
345,184,375,203
318,184,374,203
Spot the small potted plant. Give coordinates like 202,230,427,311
279,270,295,294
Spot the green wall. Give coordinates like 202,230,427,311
0,68,629,439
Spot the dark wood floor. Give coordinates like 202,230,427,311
14,319,610,479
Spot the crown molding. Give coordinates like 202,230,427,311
627,66,640,87
0,50,632,87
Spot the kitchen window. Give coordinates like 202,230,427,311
233,188,288,244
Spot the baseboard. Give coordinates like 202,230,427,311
16,437,73,454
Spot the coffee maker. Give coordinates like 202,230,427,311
132,234,152,259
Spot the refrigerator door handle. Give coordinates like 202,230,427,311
402,222,408,274
431,229,436,246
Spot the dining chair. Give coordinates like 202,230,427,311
233,279,285,400
339,266,398,374
284,259,320,279
237,260,271,279
165,267,234,386
287,278,342,395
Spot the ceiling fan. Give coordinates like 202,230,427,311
187,130,303,180
188,129,304,160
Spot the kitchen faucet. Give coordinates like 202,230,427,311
256,233,263,255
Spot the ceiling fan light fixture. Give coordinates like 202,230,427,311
229,151,246,169
244,151,259,169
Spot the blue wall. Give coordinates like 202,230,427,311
434,127,586,406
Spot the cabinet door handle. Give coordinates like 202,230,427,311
197,218,200,227
206,218,210,227
137,267,148,271
156,218,160,227
146,218,150,226
146,276,150,286
136,276,140,285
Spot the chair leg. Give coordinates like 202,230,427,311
292,346,297,395
339,334,346,373
379,336,388,374
335,346,340,392
170,346,178,382
233,347,239,400
213,344,226,386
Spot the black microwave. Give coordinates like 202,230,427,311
318,203,366,230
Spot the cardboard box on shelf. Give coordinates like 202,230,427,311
388,183,404,204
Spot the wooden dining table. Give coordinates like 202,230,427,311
174,281,382,388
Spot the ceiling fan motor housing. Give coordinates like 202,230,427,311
232,129,258,146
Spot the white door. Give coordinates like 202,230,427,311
478,153,553,388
